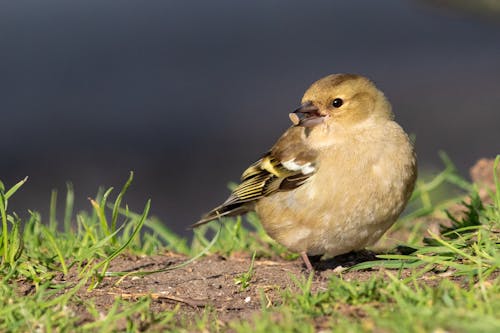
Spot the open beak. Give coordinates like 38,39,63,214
289,101,324,127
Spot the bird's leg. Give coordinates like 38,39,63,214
300,251,314,271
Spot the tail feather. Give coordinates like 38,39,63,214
191,203,249,228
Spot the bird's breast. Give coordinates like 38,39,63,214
256,122,416,256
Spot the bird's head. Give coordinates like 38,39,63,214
290,74,393,129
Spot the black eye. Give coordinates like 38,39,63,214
332,98,343,108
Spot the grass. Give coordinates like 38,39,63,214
229,274,499,333
234,251,257,291
0,155,499,332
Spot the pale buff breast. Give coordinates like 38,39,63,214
255,121,416,256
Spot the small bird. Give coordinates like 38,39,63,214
194,74,417,270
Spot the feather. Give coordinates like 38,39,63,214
192,126,318,227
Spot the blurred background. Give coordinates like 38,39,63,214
1,0,499,235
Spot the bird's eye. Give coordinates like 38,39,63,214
332,98,343,108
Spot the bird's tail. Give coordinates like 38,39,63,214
191,203,248,228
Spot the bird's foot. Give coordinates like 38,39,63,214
299,252,323,272
299,252,314,271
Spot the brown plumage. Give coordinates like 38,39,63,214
194,74,417,270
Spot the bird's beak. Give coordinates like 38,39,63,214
289,101,324,127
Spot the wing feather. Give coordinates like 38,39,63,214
193,126,318,227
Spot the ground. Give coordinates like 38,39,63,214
69,252,379,325
37,243,489,331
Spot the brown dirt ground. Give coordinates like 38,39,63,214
47,250,464,329
70,252,381,323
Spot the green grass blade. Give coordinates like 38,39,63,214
40,225,68,275
110,171,134,241
4,177,28,200
63,182,74,233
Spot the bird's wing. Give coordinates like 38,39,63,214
193,126,317,227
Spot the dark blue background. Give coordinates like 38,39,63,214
1,1,499,234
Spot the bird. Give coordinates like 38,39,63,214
193,74,417,271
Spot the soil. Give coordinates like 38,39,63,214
41,250,462,330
